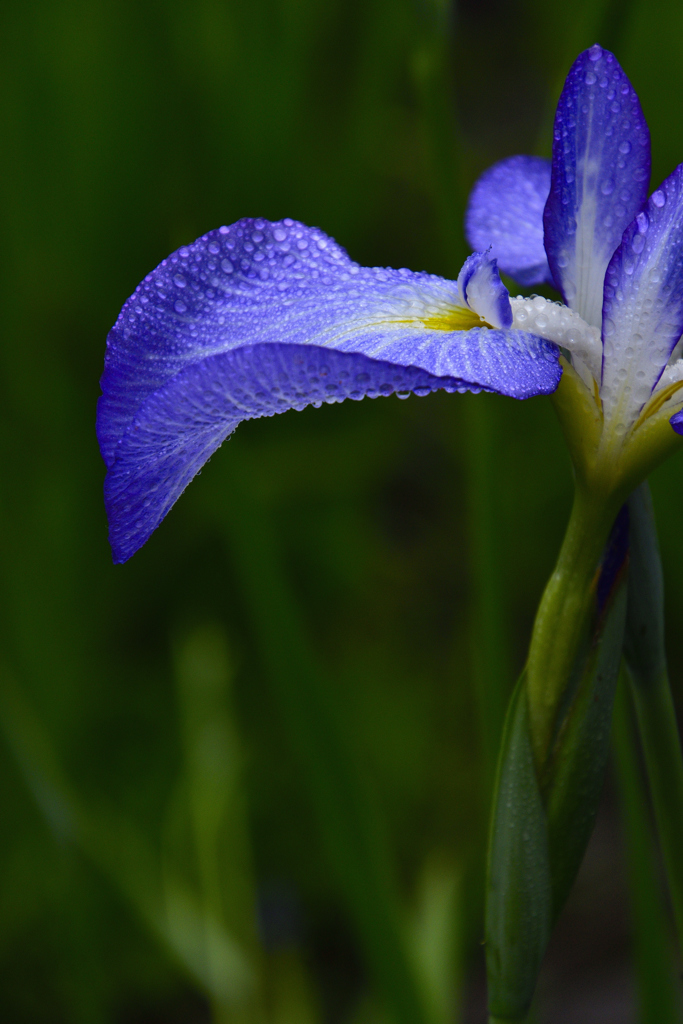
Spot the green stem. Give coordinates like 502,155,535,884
627,666,683,949
525,484,619,765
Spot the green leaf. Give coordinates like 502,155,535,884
486,508,629,1020
485,676,551,1023
543,576,628,917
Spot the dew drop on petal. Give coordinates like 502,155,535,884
652,190,666,208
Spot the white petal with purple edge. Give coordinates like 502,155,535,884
456,251,513,328
544,44,651,328
601,165,683,431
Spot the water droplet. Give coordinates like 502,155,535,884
356,372,370,383
601,179,615,196
619,140,632,155
636,211,649,234
173,273,186,288
632,234,645,254
174,300,187,313
652,189,666,208
396,391,410,400
221,258,234,273
208,241,220,254
588,43,603,61
585,71,597,85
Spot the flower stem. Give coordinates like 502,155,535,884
525,484,619,766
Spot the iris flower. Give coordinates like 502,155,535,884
467,43,683,501
99,43,683,566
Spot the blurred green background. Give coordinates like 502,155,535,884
2,0,683,1021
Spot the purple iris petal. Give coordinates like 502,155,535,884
104,346,469,563
671,408,683,435
457,251,513,328
602,165,683,416
98,218,561,561
544,44,651,328
465,155,553,287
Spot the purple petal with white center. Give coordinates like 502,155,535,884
456,251,512,328
465,156,553,286
601,165,683,424
98,218,561,561
544,44,651,328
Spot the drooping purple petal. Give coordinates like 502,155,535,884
544,44,651,328
98,218,561,561
103,346,471,562
465,156,553,287
601,165,683,423
457,251,512,328
99,219,558,467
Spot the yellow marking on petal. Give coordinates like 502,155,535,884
421,307,493,331
632,378,683,432
370,308,493,332
592,375,603,419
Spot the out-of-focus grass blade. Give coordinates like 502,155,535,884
169,624,265,1024
0,670,258,1018
407,854,463,1024
612,679,681,1024
217,451,433,1024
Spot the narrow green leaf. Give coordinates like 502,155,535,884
543,577,628,916
487,508,628,1020
624,483,683,955
613,678,681,1024
485,676,551,1023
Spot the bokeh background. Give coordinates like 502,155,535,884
2,0,683,1021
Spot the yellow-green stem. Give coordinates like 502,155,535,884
525,484,620,765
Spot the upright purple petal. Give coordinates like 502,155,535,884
465,156,553,287
98,218,561,561
544,44,651,328
601,165,683,424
